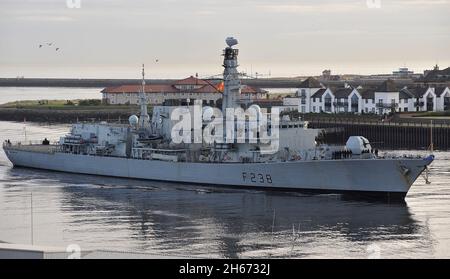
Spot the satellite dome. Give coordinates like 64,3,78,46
226,37,238,47
129,115,139,126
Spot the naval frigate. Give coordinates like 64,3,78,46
3,37,434,201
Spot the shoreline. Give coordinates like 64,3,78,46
0,77,413,89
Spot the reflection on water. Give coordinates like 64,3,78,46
0,121,449,258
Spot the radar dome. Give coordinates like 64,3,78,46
346,136,371,155
129,115,139,126
226,37,238,47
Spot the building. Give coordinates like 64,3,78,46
282,77,325,113
282,77,450,114
416,66,450,87
321,69,340,81
102,76,268,105
392,67,414,78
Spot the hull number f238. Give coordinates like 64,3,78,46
242,172,272,184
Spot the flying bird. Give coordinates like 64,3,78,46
56,48,60,51
39,44,43,48
47,42,53,46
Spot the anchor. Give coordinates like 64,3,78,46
422,166,431,184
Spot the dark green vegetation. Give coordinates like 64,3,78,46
0,99,151,123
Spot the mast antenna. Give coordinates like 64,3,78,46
430,120,434,154
138,63,149,128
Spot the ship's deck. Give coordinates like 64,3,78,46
3,143,57,154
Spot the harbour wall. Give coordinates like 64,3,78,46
308,119,450,151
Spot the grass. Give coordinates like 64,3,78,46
412,111,450,117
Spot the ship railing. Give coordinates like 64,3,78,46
2,140,61,154
131,147,188,161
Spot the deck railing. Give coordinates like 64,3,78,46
2,141,60,154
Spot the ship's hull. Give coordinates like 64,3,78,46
4,148,432,201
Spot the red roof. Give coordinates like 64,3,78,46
174,76,209,86
102,77,265,95
240,85,266,94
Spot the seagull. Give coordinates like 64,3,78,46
39,44,43,48
55,48,60,51
155,58,159,63
47,42,53,46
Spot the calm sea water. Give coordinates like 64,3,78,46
1,121,450,258
0,87,102,104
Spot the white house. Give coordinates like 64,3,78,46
436,87,450,111
296,77,324,113
373,79,400,115
282,77,450,115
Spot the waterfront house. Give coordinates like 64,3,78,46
282,77,449,114
102,76,267,106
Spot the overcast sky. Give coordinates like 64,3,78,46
0,0,449,78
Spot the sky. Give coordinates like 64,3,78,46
0,0,449,78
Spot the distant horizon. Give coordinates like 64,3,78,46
0,62,446,80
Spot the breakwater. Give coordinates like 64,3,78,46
0,77,414,89
309,119,450,150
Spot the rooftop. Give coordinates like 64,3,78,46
102,77,264,95
298,77,322,89
376,79,398,92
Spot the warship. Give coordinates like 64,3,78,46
3,37,434,201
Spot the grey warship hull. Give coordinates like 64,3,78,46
4,146,433,200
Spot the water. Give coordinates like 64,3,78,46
1,121,450,258
0,87,102,104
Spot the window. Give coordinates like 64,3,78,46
404,107,408,112
378,99,383,104
324,95,332,112
313,106,316,112
391,99,395,104
365,99,368,104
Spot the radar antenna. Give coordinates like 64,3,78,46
139,63,149,128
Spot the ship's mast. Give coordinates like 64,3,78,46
139,63,150,128
222,37,241,111
221,37,241,144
